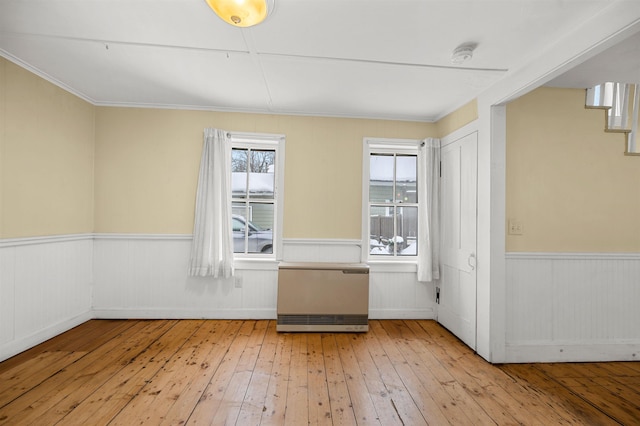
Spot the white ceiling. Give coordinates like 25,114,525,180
546,30,640,88
0,0,636,122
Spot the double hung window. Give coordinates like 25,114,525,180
230,134,284,257
364,139,419,259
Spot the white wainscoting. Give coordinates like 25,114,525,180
93,234,278,319
506,252,640,363
281,238,363,263
0,234,437,361
93,236,436,320
369,267,436,319
0,235,93,361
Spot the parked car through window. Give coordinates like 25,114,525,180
232,214,273,254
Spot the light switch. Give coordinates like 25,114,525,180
508,220,523,235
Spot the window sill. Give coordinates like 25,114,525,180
367,260,417,273
233,258,279,271
233,259,418,273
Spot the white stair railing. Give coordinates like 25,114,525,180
630,84,639,153
586,82,640,155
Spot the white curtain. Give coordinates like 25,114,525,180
188,128,234,278
417,137,440,282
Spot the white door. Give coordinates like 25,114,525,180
438,132,478,349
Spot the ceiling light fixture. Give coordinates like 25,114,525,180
451,43,476,64
205,0,274,28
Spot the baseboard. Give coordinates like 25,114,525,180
506,342,640,363
0,311,94,362
369,308,435,320
92,308,277,320
94,308,435,321
506,251,640,260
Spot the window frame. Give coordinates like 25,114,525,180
362,137,421,264
229,131,285,262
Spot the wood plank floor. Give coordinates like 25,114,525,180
1,320,639,425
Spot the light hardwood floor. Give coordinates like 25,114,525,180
1,319,639,425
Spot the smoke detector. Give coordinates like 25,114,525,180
451,43,476,64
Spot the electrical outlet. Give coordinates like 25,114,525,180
234,276,242,288
508,220,523,235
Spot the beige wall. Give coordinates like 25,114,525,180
0,58,490,241
436,99,477,138
0,58,94,238
506,87,640,252
95,108,435,238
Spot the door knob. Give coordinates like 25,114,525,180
468,253,476,270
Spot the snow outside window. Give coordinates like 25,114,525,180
230,135,284,257
365,139,419,259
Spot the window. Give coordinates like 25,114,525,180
230,134,284,257
364,138,419,259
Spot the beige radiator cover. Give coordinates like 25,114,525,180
277,262,369,332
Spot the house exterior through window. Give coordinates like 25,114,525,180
230,134,284,258
364,138,419,260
